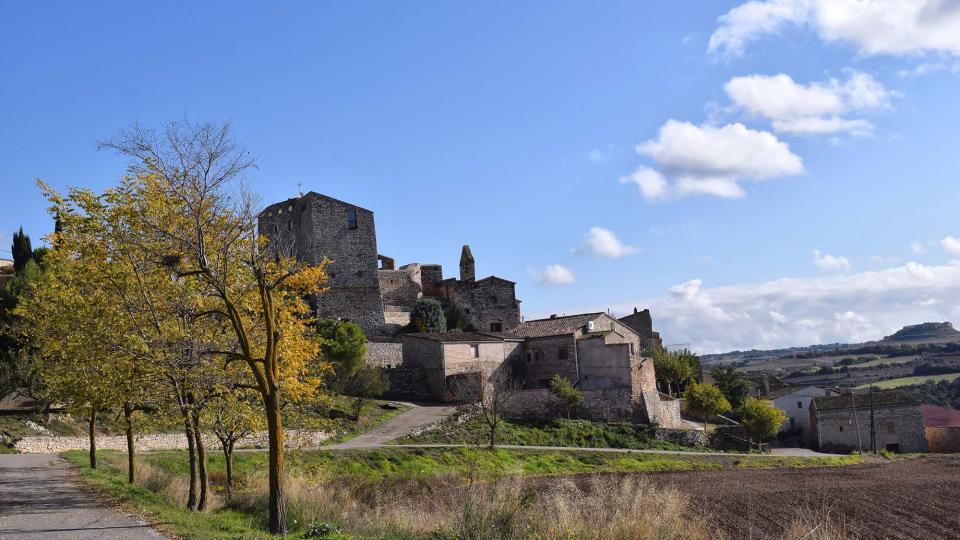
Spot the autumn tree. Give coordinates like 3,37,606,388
207,387,264,498
683,382,731,431
549,374,582,419
101,120,330,533
738,397,786,451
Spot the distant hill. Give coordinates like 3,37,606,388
881,322,960,343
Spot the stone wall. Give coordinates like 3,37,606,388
259,193,385,334
655,427,708,447
382,367,435,401
522,335,578,389
813,403,928,453
502,388,638,422
365,342,403,367
379,265,422,310
926,426,960,453
15,429,331,454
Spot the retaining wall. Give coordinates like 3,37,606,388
14,429,331,454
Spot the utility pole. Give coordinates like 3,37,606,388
869,386,877,454
850,390,863,455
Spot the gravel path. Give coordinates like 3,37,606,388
327,402,456,449
0,454,167,539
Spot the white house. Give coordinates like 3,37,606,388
767,386,827,447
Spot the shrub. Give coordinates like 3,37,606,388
407,298,446,333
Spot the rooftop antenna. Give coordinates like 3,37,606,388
297,182,304,197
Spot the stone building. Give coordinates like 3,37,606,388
260,192,520,339
810,390,927,453
618,308,663,353
388,312,681,426
258,192,386,334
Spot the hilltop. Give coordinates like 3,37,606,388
881,322,960,344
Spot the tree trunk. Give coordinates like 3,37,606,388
223,440,234,499
88,407,97,470
488,420,497,449
264,390,286,535
183,412,198,511
124,402,135,484
188,393,208,511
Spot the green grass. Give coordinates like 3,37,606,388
281,397,410,445
395,415,698,451
63,451,285,539
856,372,960,389
847,355,919,369
63,446,864,540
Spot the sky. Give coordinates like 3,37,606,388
2,1,960,353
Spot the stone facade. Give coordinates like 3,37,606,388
618,308,663,353
259,193,385,334
14,429,331,454
811,391,928,453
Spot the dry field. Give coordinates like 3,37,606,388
643,455,960,539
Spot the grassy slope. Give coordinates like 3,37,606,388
395,416,696,451
856,372,960,389
63,448,862,540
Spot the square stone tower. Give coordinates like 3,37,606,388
258,192,386,333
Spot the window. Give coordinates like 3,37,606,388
558,347,568,360
464,308,470,314
526,352,532,363
630,343,635,355
490,322,503,332
346,209,358,229
885,421,895,434
489,295,498,304
273,224,279,233
288,219,294,230
797,401,803,409
839,425,843,432
470,344,479,358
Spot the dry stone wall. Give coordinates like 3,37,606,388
14,429,331,454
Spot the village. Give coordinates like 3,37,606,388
3,2,960,539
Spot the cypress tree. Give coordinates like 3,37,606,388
11,228,33,272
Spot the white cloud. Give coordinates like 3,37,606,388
598,262,960,353
911,242,928,254
813,249,851,272
532,264,575,285
620,166,668,200
709,0,960,59
627,120,803,200
588,144,620,163
579,227,639,258
941,236,960,255
871,255,899,265
724,72,893,136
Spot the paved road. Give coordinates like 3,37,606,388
327,402,456,449
0,454,167,539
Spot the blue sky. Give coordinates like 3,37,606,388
3,1,960,352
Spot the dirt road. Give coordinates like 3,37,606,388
0,454,167,539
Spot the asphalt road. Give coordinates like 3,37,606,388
0,454,167,539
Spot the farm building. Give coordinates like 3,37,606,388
810,390,927,453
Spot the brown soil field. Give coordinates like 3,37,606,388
644,455,960,539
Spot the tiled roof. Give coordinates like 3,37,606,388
813,390,917,411
403,332,505,343
506,312,604,338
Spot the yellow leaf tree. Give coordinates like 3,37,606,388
102,120,331,533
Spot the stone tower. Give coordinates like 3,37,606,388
459,244,475,282
258,192,386,334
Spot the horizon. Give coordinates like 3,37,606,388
4,1,960,353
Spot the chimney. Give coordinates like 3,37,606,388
459,244,475,282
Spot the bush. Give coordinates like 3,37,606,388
407,298,446,333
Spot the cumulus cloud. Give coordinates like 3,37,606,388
813,250,851,272
531,264,575,285
602,262,960,353
724,72,893,136
941,236,960,255
709,0,960,59
625,120,803,200
578,227,639,258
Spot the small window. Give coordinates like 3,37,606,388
526,352,532,363
797,401,803,409
273,224,279,233
465,308,471,314
839,426,843,432
347,209,358,230
489,295,498,304
288,219,294,230
885,421,895,434
490,322,503,332
558,347,568,360
470,345,479,358
630,343,635,355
